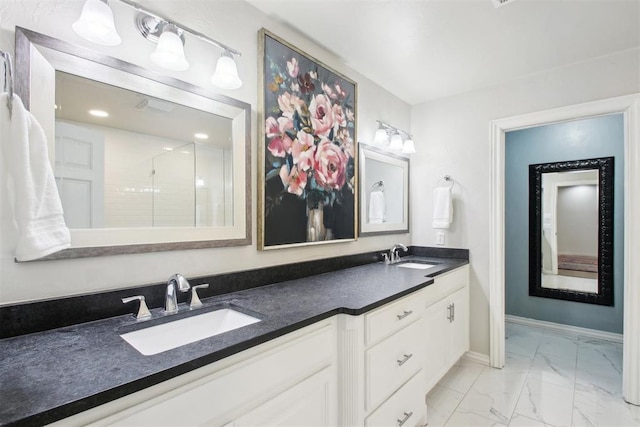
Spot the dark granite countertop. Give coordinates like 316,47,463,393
0,256,466,426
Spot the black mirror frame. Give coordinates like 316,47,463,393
529,157,614,306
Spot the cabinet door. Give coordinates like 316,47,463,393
423,297,448,391
231,367,336,427
447,287,469,364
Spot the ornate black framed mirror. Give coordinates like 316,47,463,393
529,157,614,305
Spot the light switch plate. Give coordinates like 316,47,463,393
436,231,445,245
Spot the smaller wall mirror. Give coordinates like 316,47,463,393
529,157,614,305
358,144,409,236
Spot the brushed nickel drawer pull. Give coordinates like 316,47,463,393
396,310,413,320
397,411,413,426
396,353,413,366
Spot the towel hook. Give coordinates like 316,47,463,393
1,51,14,117
370,180,384,192
437,175,454,189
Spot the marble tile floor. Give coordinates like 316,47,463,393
426,321,640,427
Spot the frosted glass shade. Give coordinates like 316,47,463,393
388,134,403,151
150,27,189,71
72,0,121,46
401,138,416,154
374,128,388,146
211,52,242,90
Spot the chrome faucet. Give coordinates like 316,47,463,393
389,243,408,264
165,273,191,314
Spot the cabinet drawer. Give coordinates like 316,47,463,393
424,265,469,307
365,371,426,427
366,319,425,410
365,290,424,345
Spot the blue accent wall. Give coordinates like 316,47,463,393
505,114,624,333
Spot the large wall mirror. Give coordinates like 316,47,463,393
15,28,251,259
358,144,409,236
529,157,614,305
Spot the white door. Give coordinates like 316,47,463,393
55,121,105,228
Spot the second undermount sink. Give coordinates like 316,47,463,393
395,262,438,270
121,308,261,356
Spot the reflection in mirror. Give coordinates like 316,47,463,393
541,170,598,293
15,27,251,259
359,144,409,236
529,157,614,306
54,71,233,229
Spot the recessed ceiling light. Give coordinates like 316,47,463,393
194,133,209,140
89,109,109,117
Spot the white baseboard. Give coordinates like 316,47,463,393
463,351,490,366
505,314,623,343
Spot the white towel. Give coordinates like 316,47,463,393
432,186,453,229
368,190,385,224
1,93,70,261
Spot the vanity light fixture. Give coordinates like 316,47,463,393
72,0,122,46
388,132,403,151
73,0,242,88
373,120,416,154
211,50,243,90
149,24,189,71
401,138,416,154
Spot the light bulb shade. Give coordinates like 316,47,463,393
374,128,389,146
72,0,121,46
389,134,403,151
150,26,189,71
211,52,242,90
401,138,416,154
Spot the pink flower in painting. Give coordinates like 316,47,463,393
277,92,303,119
291,131,316,171
346,108,355,121
322,82,336,99
336,128,354,158
279,164,307,196
334,83,347,99
332,104,346,128
266,116,294,157
309,94,334,136
286,57,299,78
313,138,347,191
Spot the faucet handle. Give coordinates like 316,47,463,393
381,253,391,264
189,284,209,308
122,295,152,320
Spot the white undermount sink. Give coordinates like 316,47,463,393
395,262,438,270
120,308,261,356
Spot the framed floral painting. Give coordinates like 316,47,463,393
258,29,358,250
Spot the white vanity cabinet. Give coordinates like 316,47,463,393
52,319,338,427
423,265,470,392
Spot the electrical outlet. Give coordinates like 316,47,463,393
436,231,445,245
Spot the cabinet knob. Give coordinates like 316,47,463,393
396,310,413,320
397,411,414,427
396,353,413,367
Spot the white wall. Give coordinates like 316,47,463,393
410,48,639,356
0,0,412,304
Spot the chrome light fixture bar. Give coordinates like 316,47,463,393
73,0,242,89
374,120,416,154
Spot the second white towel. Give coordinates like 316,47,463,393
369,190,385,224
432,186,453,229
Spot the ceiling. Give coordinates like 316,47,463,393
246,0,640,105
